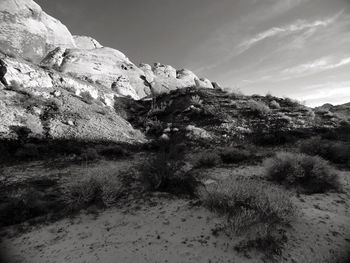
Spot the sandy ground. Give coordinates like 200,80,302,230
0,162,349,263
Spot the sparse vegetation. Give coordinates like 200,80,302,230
246,99,271,116
269,100,281,109
196,152,219,168
191,95,203,106
264,152,340,193
63,166,124,210
145,117,164,136
299,136,350,167
202,177,295,258
219,148,252,164
139,139,200,197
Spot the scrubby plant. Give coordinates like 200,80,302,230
220,148,252,164
191,95,203,106
98,145,127,159
264,152,340,193
202,178,295,257
63,166,123,210
139,138,200,197
149,101,169,116
196,152,219,168
246,99,271,116
299,137,350,167
0,187,48,226
79,148,100,161
145,118,163,136
283,97,301,108
14,143,40,160
269,100,281,109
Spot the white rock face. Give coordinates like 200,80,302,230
1,0,217,102
2,56,116,107
41,47,151,100
73,35,103,49
0,57,145,143
139,64,214,96
0,0,76,62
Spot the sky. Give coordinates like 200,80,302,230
36,0,350,106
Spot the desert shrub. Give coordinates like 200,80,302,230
14,143,40,160
191,95,203,106
264,152,340,193
149,101,169,116
145,118,163,136
220,148,252,164
79,148,100,161
139,139,200,197
202,178,295,257
63,166,123,210
246,99,271,116
98,145,127,159
196,152,219,168
269,100,281,109
299,137,350,167
283,97,301,108
80,91,94,104
0,187,56,226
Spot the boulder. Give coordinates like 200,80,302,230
73,35,103,49
0,0,75,62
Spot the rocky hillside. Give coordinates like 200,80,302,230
316,102,350,122
123,87,347,145
0,0,219,143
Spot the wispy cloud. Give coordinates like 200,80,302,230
282,56,350,75
238,12,342,52
195,10,343,74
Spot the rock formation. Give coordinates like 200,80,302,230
0,0,219,143
0,0,76,62
73,36,103,50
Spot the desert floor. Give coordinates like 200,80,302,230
1,158,350,263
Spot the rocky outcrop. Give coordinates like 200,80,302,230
41,47,151,100
0,56,145,143
139,63,214,96
73,36,103,49
0,0,76,62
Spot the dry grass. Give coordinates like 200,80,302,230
202,177,295,257
62,166,124,211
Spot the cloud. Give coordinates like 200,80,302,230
282,56,350,75
292,81,350,106
195,10,343,75
238,12,341,52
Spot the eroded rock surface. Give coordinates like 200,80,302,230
0,0,76,62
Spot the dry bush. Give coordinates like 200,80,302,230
191,95,203,106
202,178,295,257
145,118,163,136
264,152,340,193
79,148,100,161
269,100,281,109
63,166,123,210
246,99,271,116
220,148,252,164
299,136,350,167
139,139,200,197
196,152,219,168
